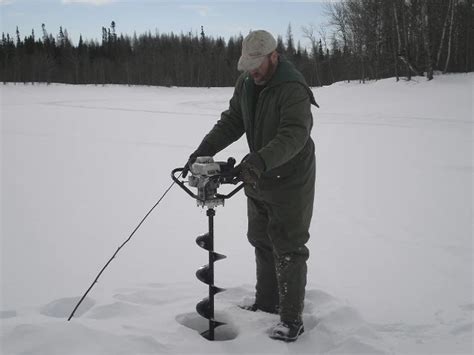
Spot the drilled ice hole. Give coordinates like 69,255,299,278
176,312,238,341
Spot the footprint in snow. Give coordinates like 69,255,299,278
450,322,474,336
113,289,186,306
86,301,145,319
459,303,474,312
40,297,95,318
0,310,17,319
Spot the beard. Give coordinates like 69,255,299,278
253,57,278,85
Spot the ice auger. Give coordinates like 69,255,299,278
172,157,244,340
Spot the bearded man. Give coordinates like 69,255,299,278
183,29,318,342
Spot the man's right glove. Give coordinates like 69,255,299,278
182,141,216,178
235,153,266,186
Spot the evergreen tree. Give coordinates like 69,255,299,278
285,23,295,58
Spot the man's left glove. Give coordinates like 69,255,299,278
182,141,216,178
236,153,266,186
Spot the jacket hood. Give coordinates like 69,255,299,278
263,57,319,108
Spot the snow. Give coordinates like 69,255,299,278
1,73,473,354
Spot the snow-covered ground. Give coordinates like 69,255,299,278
1,73,472,354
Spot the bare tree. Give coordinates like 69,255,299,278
301,24,322,86
444,0,456,73
421,0,433,80
325,1,350,50
436,0,452,68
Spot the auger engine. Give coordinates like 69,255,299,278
187,156,238,208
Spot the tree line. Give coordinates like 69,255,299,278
1,0,472,87
319,0,472,82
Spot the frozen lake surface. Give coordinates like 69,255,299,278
1,74,472,354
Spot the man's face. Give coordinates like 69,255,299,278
250,52,278,85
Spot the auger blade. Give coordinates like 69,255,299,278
210,252,226,262
211,285,226,296
196,265,211,284
200,322,226,340
196,297,211,318
195,233,211,251
193,207,229,341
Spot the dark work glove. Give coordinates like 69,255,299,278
182,141,216,178
236,153,266,186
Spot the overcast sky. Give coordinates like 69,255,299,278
1,0,332,47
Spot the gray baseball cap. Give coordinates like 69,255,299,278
237,30,277,72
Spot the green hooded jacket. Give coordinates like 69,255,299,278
202,57,317,193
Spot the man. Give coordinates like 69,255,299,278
183,30,317,342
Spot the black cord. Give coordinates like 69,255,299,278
68,178,177,321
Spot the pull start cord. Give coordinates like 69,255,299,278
68,178,178,321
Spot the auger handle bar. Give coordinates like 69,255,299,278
171,167,245,201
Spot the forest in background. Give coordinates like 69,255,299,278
1,0,472,87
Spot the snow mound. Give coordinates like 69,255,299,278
1,284,391,354
217,286,390,353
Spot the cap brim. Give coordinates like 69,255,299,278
237,55,266,72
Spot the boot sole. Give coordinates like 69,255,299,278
269,326,304,342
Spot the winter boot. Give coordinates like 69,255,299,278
269,321,304,342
